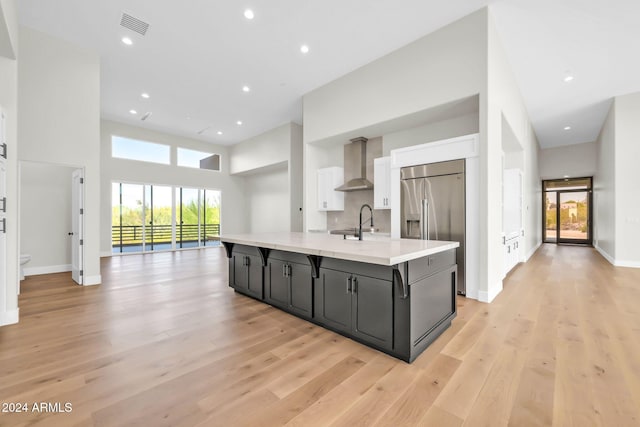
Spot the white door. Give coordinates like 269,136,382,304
71,169,84,285
0,161,6,309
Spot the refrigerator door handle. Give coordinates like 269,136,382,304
420,199,428,240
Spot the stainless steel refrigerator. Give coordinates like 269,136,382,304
400,159,466,295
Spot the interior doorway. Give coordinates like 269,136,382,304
543,177,592,245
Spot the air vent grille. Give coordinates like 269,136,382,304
141,112,152,121
120,13,149,36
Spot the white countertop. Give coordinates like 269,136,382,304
220,232,459,266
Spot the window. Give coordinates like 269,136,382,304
112,136,170,165
177,148,220,171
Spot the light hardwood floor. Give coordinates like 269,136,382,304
1,244,639,426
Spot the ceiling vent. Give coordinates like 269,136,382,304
120,13,149,36
140,112,152,121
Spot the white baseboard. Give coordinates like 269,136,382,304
594,244,615,265
0,308,19,326
594,245,640,268
83,275,101,286
478,281,503,304
100,251,113,257
24,264,72,276
526,241,542,261
613,259,640,268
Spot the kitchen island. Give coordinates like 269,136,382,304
220,232,459,362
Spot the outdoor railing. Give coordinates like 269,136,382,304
112,223,220,248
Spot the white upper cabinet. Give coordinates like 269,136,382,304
317,167,344,211
374,157,391,209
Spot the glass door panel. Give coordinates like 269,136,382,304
179,188,200,248
149,185,173,251
119,183,145,253
558,191,590,243
544,191,557,243
202,189,221,246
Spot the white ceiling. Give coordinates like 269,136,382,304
17,0,640,149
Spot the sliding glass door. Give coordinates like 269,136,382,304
147,185,173,251
201,189,221,246
178,187,200,248
113,182,221,254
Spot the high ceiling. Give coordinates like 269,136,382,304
17,0,640,149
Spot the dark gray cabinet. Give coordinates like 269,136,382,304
265,252,313,318
222,240,458,363
230,249,263,299
316,267,393,351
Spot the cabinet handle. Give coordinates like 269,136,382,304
0,218,5,233
346,276,352,294
287,265,292,277
0,196,5,213
0,143,6,159
282,264,286,277
352,277,358,293
502,236,506,245
507,246,511,254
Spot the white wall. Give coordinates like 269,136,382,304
229,122,304,233
289,123,304,231
244,165,289,232
0,0,17,59
20,162,74,273
100,119,246,255
594,102,616,260
539,141,597,180
613,93,640,266
382,113,479,156
303,10,487,145
485,11,541,300
18,26,101,285
0,0,18,325
230,123,291,175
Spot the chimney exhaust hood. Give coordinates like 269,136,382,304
335,137,374,192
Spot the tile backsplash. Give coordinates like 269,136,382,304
326,136,391,233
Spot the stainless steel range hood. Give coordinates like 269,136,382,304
335,137,374,192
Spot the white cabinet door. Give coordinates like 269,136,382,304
503,168,523,240
374,157,391,209
317,167,344,211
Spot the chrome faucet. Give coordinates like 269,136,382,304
358,204,374,241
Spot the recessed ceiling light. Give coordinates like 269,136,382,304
564,75,574,83
141,93,150,99
244,9,254,20
300,45,309,54
563,175,570,178
122,37,133,46
129,109,137,115
217,131,223,135
242,85,250,92
564,126,571,131
236,120,243,125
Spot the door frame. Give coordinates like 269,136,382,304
71,168,84,285
542,177,593,246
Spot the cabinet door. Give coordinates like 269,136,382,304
317,169,328,211
351,275,393,350
246,255,263,299
289,263,313,318
316,268,352,334
231,254,249,293
374,157,391,210
265,259,289,309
